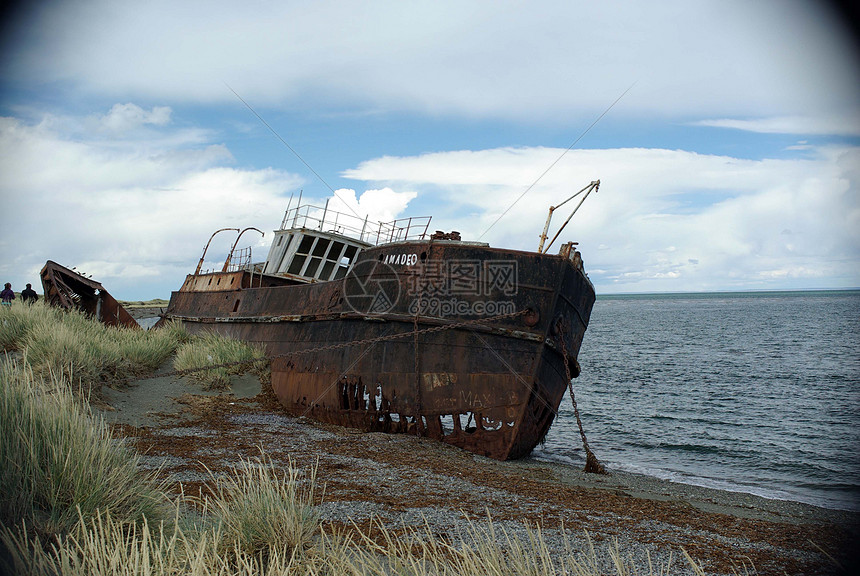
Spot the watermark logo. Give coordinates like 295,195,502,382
344,257,518,317
343,260,401,314
404,259,517,316
404,260,518,297
407,296,517,317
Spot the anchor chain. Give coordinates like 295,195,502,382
148,308,529,380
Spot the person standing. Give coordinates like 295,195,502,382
1,283,14,307
21,283,38,304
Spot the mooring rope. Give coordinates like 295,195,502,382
559,327,606,474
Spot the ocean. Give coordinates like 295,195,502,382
532,290,860,511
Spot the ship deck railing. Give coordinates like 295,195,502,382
224,246,252,272
280,203,432,245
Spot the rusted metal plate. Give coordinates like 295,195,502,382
40,260,139,328
178,270,297,292
162,240,595,460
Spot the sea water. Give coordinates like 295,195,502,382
532,290,860,511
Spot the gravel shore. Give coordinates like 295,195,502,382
97,356,858,576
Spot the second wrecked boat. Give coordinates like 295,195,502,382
159,186,598,461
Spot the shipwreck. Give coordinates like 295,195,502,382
158,183,599,461
40,260,139,329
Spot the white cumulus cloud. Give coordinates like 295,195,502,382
343,145,860,292
327,187,418,224
0,108,302,297
3,0,857,127
101,103,172,132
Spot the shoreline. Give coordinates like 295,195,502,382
529,459,854,527
96,362,859,576
531,452,858,516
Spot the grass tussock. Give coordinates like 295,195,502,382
0,297,264,394
0,358,168,537
1,508,349,576
1,510,712,576
173,331,268,389
339,516,702,576
0,301,189,395
198,453,320,559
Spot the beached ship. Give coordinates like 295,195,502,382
159,190,597,460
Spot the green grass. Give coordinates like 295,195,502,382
0,514,714,576
2,503,711,576
173,331,268,389
0,299,42,350
0,300,188,396
0,297,264,393
0,358,168,538
197,452,320,563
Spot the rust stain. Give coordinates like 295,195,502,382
160,220,596,461
40,260,139,328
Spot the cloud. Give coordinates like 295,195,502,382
0,114,231,195
327,187,418,224
343,145,860,292
0,109,303,297
691,115,860,136
2,101,857,299
100,103,172,132
0,105,424,299
3,0,858,124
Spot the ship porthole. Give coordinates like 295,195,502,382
420,251,427,262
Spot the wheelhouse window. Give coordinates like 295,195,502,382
284,233,362,280
286,235,316,275
335,245,359,279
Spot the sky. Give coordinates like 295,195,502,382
1,0,858,299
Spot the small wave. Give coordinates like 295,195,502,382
548,291,860,512
793,481,860,491
655,442,746,458
530,451,577,467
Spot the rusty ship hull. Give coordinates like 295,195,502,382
162,239,594,461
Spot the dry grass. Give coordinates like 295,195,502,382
2,511,710,576
0,358,168,538
173,331,268,389
0,301,188,396
197,452,320,560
